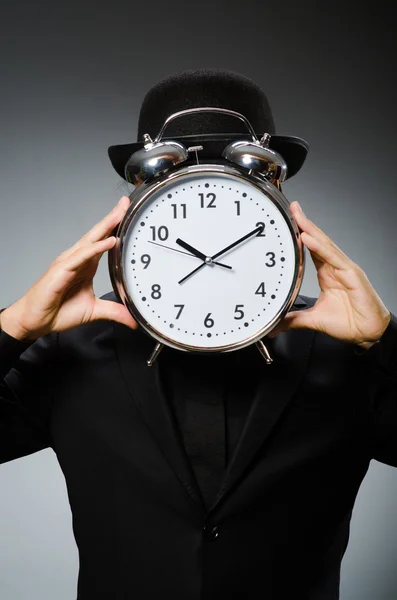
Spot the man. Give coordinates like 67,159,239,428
0,69,396,599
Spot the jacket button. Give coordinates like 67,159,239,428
203,524,219,540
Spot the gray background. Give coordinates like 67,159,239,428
0,1,396,598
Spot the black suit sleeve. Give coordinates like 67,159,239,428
0,328,59,464
356,312,397,467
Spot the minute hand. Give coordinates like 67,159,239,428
177,224,264,285
211,224,264,260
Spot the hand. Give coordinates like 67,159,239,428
268,202,391,349
0,196,138,341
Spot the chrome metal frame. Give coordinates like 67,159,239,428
154,107,259,144
109,163,305,355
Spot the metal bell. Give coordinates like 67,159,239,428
223,133,288,183
125,134,189,186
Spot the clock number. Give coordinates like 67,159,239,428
265,252,276,267
174,304,184,319
171,203,187,219
234,304,244,320
204,313,214,328
151,284,162,300
256,222,266,236
199,193,216,208
255,282,266,297
141,254,151,269
150,225,169,241
235,200,241,216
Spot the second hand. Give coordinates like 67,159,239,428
148,240,197,258
147,240,232,269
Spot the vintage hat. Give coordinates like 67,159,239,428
108,68,309,181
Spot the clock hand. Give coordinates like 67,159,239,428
211,224,264,260
175,238,232,269
148,240,198,258
178,262,207,284
178,224,264,285
148,240,232,269
175,238,208,261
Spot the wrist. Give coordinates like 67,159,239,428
356,311,392,351
0,304,37,342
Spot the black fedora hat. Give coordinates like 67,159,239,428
108,68,309,181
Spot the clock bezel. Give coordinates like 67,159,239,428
109,163,305,354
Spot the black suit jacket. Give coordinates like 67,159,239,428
1,291,397,599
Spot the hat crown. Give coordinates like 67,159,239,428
107,69,309,182
137,69,276,141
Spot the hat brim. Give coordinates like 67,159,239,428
108,133,309,182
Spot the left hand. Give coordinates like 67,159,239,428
268,201,391,349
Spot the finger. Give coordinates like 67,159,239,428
45,238,116,298
83,195,131,244
64,236,116,273
291,203,338,247
92,298,139,330
302,239,324,272
301,231,350,271
55,196,130,262
291,204,355,271
268,308,316,336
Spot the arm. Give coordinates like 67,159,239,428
353,311,397,370
0,195,137,463
0,322,58,464
356,312,397,467
267,202,397,466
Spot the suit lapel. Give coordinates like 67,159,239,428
114,319,207,512
208,302,315,513
113,294,314,516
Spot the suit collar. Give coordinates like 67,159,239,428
292,294,307,308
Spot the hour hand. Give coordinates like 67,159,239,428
176,238,206,261
175,238,232,269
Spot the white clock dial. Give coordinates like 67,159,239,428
122,171,298,350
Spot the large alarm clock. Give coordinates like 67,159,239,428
109,107,305,366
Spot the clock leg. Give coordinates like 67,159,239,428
147,342,164,367
255,340,274,365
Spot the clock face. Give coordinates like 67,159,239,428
121,170,298,350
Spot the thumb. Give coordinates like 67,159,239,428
268,308,314,337
92,298,139,330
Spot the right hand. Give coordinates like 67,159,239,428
1,196,138,341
